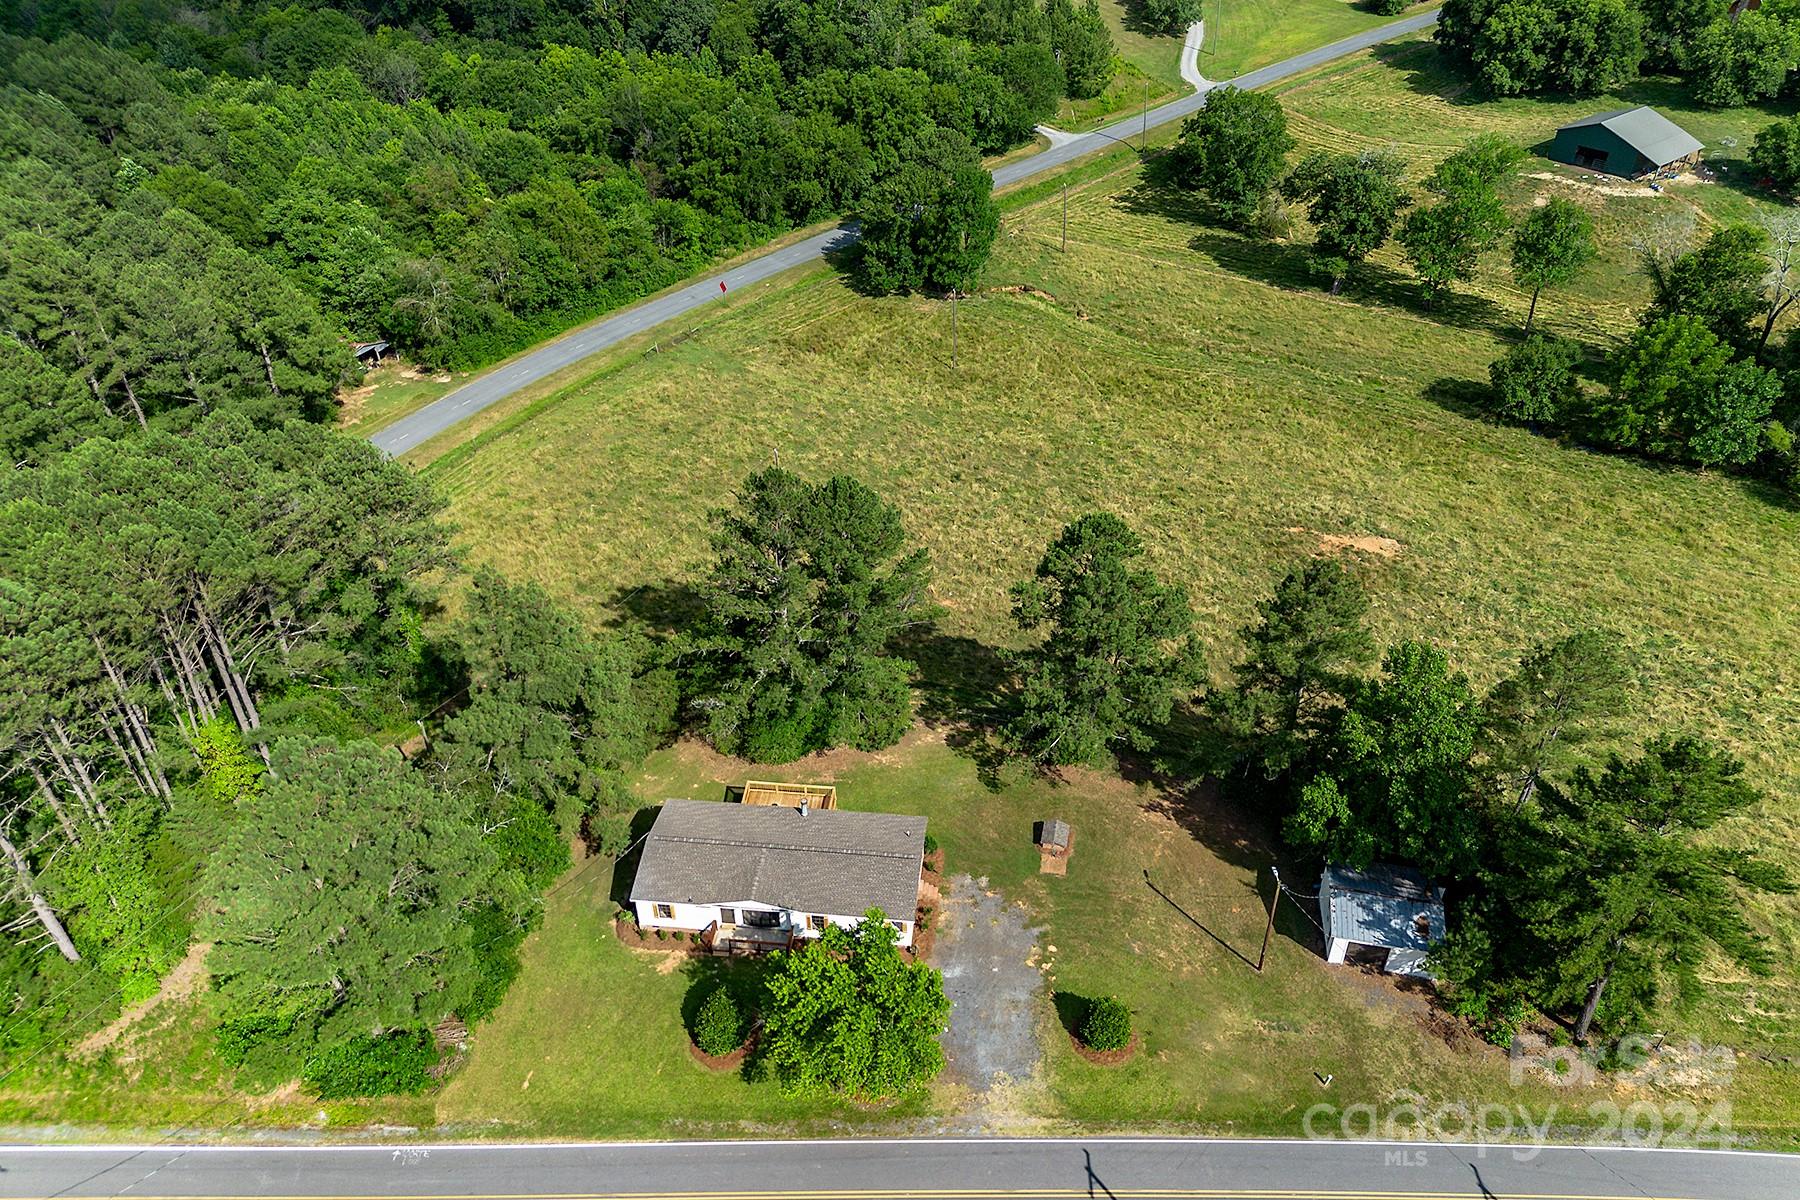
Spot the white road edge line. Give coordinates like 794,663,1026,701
0,1137,1792,1159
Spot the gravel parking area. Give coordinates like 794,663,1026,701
935,873,1047,1098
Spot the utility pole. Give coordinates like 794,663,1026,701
1061,182,1069,253
953,228,966,368
1256,866,1281,973
1142,79,1150,153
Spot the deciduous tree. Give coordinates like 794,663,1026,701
1280,150,1410,294
1594,315,1780,467
1287,641,1482,878
758,911,949,1098
1173,88,1296,228
1511,198,1596,333
858,129,999,295
695,469,931,763
1487,333,1583,424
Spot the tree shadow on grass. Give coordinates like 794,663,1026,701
679,956,764,1032
603,578,707,637
1115,171,1223,230
1423,375,1497,421
1368,41,1487,107
1051,990,1092,1037
893,626,1018,792
1185,229,1512,333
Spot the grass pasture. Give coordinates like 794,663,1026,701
427,38,1800,1134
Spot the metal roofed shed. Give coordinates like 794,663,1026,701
1318,863,1447,980
1550,107,1703,179
1035,818,1074,875
628,799,926,949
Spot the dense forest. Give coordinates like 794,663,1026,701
1438,0,1800,105
0,0,1114,435
0,0,1112,1098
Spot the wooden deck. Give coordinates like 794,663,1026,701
734,780,837,809
700,921,799,957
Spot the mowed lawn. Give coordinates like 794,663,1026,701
429,44,1800,1135
442,735,1586,1138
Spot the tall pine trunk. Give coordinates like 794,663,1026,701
0,830,80,963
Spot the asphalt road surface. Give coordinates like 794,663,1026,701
1,1137,1794,1199
369,10,1441,458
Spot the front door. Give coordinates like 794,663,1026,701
718,907,737,926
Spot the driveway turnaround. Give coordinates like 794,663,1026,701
368,10,1441,458
2,1137,1794,1198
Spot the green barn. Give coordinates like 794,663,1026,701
1549,107,1703,179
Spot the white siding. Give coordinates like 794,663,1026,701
632,899,914,948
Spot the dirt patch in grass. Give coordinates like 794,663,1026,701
654,728,946,790
1285,526,1405,559
74,941,211,1059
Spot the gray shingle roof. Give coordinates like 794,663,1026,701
1558,106,1702,167
629,799,925,918
1037,818,1070,848
1321,863,1445,952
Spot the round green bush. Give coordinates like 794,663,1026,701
694,986,744,1056
1080,996,1132,1051
1488,333,1581,425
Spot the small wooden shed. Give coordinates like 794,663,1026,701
1036,819,1072,856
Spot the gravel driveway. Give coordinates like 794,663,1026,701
935,873,1047,1099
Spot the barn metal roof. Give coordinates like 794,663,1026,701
1320,863,1445,951
1557,106,1703,167
628,799,925,919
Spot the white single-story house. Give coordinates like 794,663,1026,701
628,797,926,952
1317,862,1446,980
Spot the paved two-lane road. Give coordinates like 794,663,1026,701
370,10,1441,458
1,1137,1794,1199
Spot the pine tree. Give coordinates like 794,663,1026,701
1007,513,1205,766
203,738,502,1057
1523,737,1792,1042
1209,557,1374,780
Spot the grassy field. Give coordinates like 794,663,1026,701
1079,0,1423,122
425,34,1800,1133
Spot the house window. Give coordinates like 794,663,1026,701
653,903,673,919
719,907,737,926
888,920,905,933
808,914,829,931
